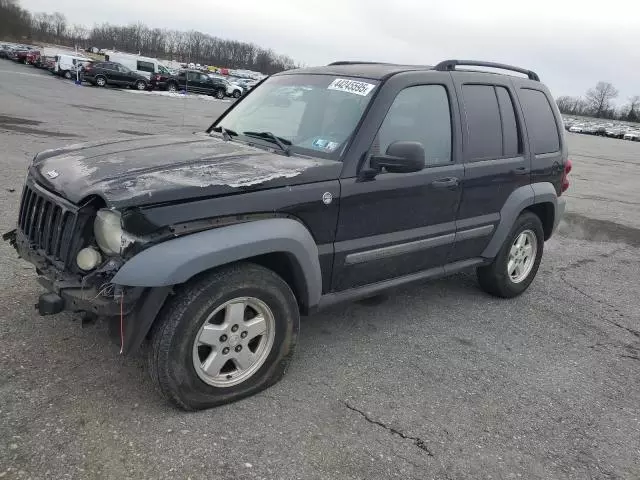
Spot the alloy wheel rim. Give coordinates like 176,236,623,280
507,229,537,283
192,297,275,387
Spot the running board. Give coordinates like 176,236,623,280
317,258,485,310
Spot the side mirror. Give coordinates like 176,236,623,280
370,141,426,174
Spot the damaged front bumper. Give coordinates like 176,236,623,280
4,228,171,354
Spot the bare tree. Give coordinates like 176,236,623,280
585,81,619,118
625,95,640,122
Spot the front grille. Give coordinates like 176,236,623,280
17,181,82,268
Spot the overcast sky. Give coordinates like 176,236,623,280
21,0,640,104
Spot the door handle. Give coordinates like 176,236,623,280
431,177,459,189
513,167,530,175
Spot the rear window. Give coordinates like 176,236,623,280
518,88,560,154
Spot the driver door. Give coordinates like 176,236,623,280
332,81,463,291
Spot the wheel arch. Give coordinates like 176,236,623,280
111,218,322,312
482,183,560,258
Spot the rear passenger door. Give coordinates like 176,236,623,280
449,75,530,261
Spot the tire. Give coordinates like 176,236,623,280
476,211,544,298
135,80,147,91
63,70,72,80
233,90,241,99
95,75,107,87
215,89,225,99
167,82,177,92
148,263,300,411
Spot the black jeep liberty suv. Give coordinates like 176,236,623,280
4,60,570,410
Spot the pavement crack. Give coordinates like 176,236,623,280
344,401,434,456
561,275,640,339
620,355,640,362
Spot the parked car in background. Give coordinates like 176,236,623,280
150,69,228,98
0,44,14,59
209,75,243,98
53,54,92,79
623,131,640,141
82,61,149,90
25,50,41,65
103,52,171,80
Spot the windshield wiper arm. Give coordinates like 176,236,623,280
243,131,291,156
210,125,238,141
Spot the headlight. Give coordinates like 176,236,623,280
94,209,122,255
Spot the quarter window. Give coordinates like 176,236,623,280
375,85,452,167
518,88,560,154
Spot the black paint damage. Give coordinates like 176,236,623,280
30,133,341,208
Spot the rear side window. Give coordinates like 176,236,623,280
462,85,502,160
518,88,560,154
495,86,521,156
137,60,155,73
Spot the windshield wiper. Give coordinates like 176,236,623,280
243,131,291,156
210,125,238,141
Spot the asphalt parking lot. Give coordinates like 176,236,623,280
1,60,639,480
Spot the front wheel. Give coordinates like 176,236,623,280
148,263,300,410
233,90,241,98
476,211,544,298
135,80,147,91
63,70,72,79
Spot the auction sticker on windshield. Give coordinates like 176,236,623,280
328,78,376,96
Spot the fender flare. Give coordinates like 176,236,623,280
112,218,323,309
482,183,559,258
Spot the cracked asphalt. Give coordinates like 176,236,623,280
1,60,639,480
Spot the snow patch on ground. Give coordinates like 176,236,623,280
120,89,232,102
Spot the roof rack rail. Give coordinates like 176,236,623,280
433,60,540,81
328,61,395,66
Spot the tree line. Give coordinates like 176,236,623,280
0,0,297,74
556,81,640,122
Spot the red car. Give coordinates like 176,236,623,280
26,50,40,65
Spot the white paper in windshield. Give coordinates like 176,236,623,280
328,78,376,96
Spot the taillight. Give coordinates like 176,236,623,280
154,74,162,81
561,159,572,193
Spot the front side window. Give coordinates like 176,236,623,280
374,85,452,166
214,75,379,160
187,71,200,82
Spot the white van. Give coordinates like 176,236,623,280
54,54,92,80
103,52,170,79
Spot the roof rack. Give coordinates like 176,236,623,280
328,61,398,66
433,60,540,81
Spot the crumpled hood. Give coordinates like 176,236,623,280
31,134,338,207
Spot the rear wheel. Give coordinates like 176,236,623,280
63,70,72,80
215,88,225,99
167,82,177,92
95,75,107,87
476,212,544,298
135,80,147,91
148,263,300,410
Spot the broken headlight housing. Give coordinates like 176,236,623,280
94,209,123,256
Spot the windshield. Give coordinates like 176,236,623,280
213,74,378,159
